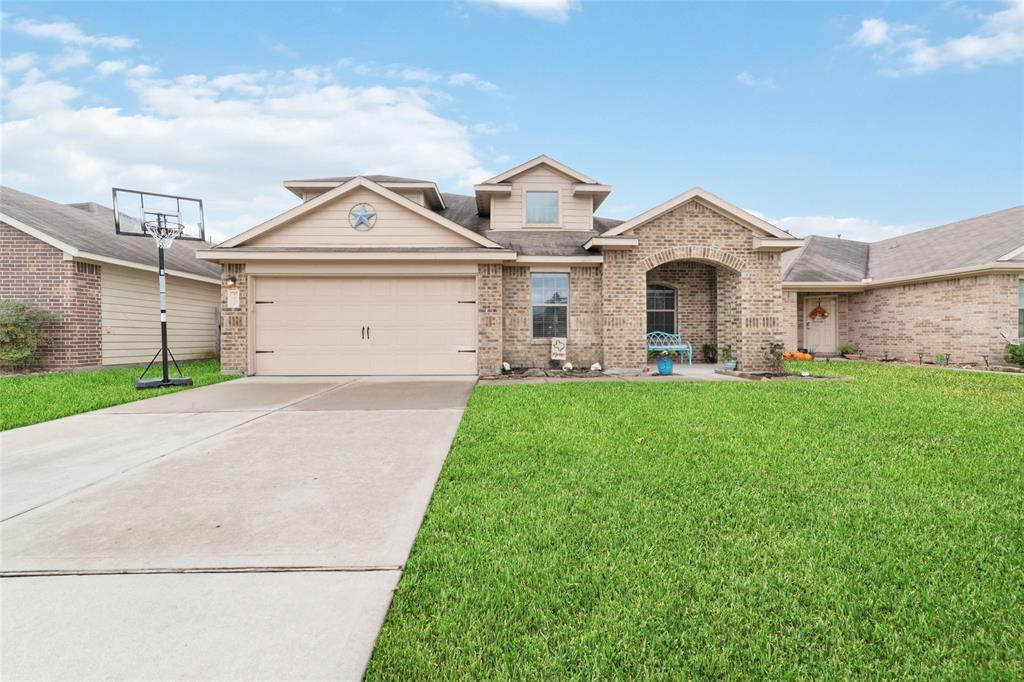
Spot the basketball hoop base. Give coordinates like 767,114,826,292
135,377,193,390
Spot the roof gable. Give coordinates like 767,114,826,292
601,187,794,240
217,177,501,249
482,155,598,185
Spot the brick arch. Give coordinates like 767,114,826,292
641,245,746,274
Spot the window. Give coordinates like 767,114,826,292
532,272,568,338
1019,281,1023,338
526,191,558,224
646,284,676,334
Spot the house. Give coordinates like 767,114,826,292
198,155,803,376
0,186,221,371
782,207,1024,363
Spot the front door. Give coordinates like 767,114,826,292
803,296,837,353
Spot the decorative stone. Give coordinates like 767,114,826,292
590,363,602,371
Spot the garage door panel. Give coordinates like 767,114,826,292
254,276,476,375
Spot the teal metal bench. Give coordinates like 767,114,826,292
646,331,693,365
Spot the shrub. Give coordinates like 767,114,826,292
701,343,717,363
1004,343,1024,366
764,341,785,374
720,345,734,362
0,300,60,367
837,342,858,356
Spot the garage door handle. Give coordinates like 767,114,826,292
367,326,370,340
255,350,274,354
458,300,476,304
361,326,365,339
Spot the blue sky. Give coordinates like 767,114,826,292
1,1,1022,242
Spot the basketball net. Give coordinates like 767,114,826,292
143,214,186,249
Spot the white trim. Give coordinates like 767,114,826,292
516,255,604,264
997,243,1024,261
753,237,804,252
782,281,867,292
197,249,517,262
217,177,501,250
472,184,513,195
483,154,598,185
583,236,639,249
0,212,219,284
601,188,794,240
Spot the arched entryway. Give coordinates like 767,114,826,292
643,246,744,364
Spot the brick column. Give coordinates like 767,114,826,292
738,252,784,371
219,263,248,374
782,289,799,351
602,249,645,369
477,263,503,376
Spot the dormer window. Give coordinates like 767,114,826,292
525,191,558,225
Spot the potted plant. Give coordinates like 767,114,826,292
702,343,717,363
657,350,674,376
721,345,737,371
837,342,858,358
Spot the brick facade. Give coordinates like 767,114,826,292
0,222,102,371
499,265,603,369
789,274,1020,364
219,263,248,374
600,199,783,371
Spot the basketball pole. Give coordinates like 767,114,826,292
136,214,192,390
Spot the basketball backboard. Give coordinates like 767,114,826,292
112,188,206,241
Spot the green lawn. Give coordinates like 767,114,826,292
0,360,237,430
368,361,1024,679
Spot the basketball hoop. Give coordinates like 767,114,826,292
111,188,207,390
143,214,187,249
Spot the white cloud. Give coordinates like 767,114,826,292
386,66,440,83
1,67,494,242
851,18,899,47
448,72,498,92
769,215,918,242
97,60,128,77
50,48,90,72
1,52,38,72
10,18,136,49
471,122,500,135
3,69,82,116
736,71,775,89
470,0,579,22
852,1,1024,74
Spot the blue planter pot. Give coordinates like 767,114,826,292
657,356,674,375
723,359,738,371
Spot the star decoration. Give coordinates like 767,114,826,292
351,204,376,229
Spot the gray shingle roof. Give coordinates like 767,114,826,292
784,206,1024,283
782,236,869,282
1,186,220,279
867,206,1024,279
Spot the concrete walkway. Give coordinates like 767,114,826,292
1,375,474,680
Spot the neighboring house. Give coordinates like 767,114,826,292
0,186,221,371
782,207,1024,363
198,155,803,376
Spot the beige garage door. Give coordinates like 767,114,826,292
253,277,477,375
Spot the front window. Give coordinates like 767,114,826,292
526,191,558,224
646,284,676,334
532,272,568,338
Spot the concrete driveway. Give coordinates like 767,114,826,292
1,375,475,680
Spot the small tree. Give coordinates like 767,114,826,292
1005,343,1024,367
0,300,60,367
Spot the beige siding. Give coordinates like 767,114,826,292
489,165,594,231
248,188,474,247
101,264,219,365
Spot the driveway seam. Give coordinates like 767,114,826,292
2,565,403,578
1,381,350,523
